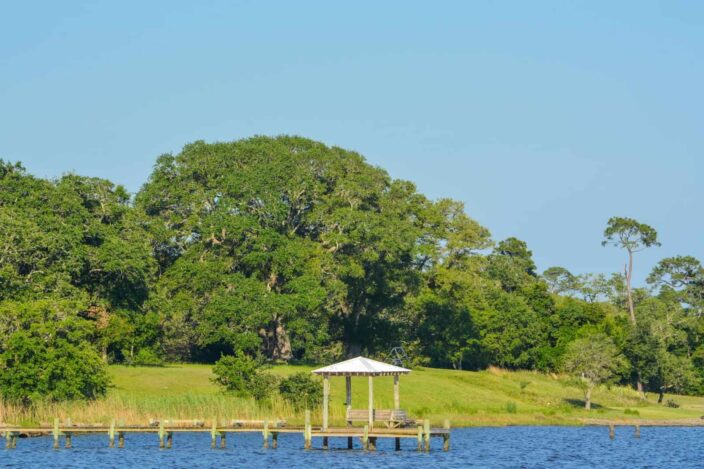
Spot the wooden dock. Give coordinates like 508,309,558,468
0,416,451,452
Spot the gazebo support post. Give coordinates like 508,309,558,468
393,375,400,410
323,375,330,430
345,376,352,420
368,376,374,428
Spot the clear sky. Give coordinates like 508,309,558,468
1,1,702,285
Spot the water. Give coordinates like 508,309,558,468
1,426,702,468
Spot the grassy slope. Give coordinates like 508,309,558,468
107,364,704,427
4,364,703,426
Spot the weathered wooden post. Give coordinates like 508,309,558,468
109,419,116,448
220,432,227,449
263,420,270,449
64,418,72,449
443,419,451,451
167,431,173,449
10,433,17,449
322,436,329,450
417,425,422,451
369,436,377,451
211,418,217,449
272,425,279,450
304,409,312,449
53,418,60,449
609,423,615,440
322,374,330,431
5,430,11,449
159,420,165,448
634,425,640,438
348,436,353,450
118,419,125,448
368,376,374,429
423,419,431,452
395,437,401,451
362,424,369,450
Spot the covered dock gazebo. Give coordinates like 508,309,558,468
312,356,410,430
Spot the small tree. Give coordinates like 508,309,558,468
212,352,278,400
562,334,626,410
279,372,322,411
0,300,109,405
602,217,660,325
542,266,579,296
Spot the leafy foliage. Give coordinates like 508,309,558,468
278,372,323,410
0,300,109,404
1,140,703,407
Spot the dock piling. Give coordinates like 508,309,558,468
304,410,312,449
109,420,116,448
423,419,431,452
416,425,422,451
443,419,451,451
53,418,60,449
159,420,165,448
609,423,615,440
211,419,217,449
395,437,401,451
272,431,279,449
263,420,270,448
362,425,369,450
635,425,640,438
65,418,72,449
118,432,125,448
348,436,353,450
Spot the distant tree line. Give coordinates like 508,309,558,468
0,137,702,405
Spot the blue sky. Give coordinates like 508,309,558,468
1,1,702,285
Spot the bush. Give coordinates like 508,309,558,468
212,353,278,401
278,372,322,410
665,399,680,408
250,372,280,401
124,348,164,367
212,353,259,395
0,300,109,405
505,401,518,413
624,408,640,416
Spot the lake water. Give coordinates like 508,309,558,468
1,426,701,468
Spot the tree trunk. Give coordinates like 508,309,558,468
626,253,647,396
260,317,292,361
625,254,636,325
658,390,664,404
585,386,592,410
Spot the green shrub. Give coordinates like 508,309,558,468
213,353,256,395
0,300,109,405
124,348,164,367
278,372,322,410
505,401,518,413
212,352,277,400
623,408,640,416
250,372,280,401
665,399,680,408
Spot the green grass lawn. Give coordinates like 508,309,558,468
4,364,702,427
95,364,704,427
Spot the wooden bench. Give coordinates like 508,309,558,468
346,409,415,428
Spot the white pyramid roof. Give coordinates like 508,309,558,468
311,356,410,376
